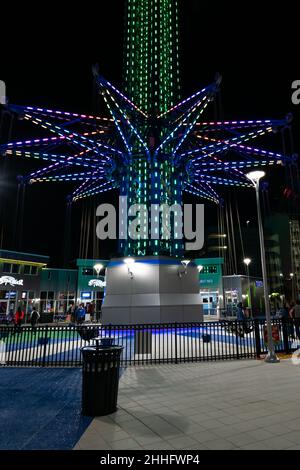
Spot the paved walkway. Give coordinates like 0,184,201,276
0,368,91,450
75,359,300,450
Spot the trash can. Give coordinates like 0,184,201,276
99,337,114,348
202,333,211,343
81,343,123,416
77,326,99,342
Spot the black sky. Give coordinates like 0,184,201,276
0,0,299,266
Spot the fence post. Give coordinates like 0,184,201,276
235,321,239,359
254,319,261,359
42,325,48,367
174,322,178,364
282,317,290,354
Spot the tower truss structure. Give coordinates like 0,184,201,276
0,0,295,257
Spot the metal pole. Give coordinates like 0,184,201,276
255,181,279,363
246,265,252,313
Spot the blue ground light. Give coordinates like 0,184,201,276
0,368,92,450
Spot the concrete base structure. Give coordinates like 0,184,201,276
101,256,203,324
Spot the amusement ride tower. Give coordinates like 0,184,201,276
0,0,295,323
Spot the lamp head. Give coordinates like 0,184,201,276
243,258,251,266
181,259,190,268
246,170,266,185
124,258,135,279
124,258,135,266
94,263,104,275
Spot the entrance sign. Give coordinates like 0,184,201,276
0,276,24,287
81,292,92,300
88,279,106,288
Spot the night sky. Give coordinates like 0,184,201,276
0,0,299,267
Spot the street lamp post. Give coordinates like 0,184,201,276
290,273,295,300
246,171,279,363
93,263,104,322
243,258,252,315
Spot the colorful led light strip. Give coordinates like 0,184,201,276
5,149,106,169
72,181,114,201
193,159,280,170
184,127,274,160
31,171,105,183
101,92,132,155
155,93,211,155
194,119,282,128
96,76,148,118
193,174,253,187
172,97,212,157
24,113,121,158
9,104,117,123
157,85,210,118
184,181,220,201
100,86,149,155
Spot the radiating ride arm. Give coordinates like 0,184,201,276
93,70,149,156
182,125,276,162
29,170,105,183
4,149,105,169
155,84,217,157
6,109,121,161
71,180,115,201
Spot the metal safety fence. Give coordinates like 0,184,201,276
0,318,299,367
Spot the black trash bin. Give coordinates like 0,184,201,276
81,343,123,416
77,326,99,342
99,337,114,348
202,333,211,343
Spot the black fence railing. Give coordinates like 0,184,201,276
0,319,299,367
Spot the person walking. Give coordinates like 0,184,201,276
30,306,40,328
288,301,296,339
14,306,24,332
280,302,290,319
76,304,86,325
294,300,300,340
289,302,295,319
236,302,245,321
7,308,14,325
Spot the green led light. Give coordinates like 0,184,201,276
123,0,182,257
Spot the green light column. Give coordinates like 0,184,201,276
121,0,182,257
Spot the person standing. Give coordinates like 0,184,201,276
87,302,95,322
30,306,40,328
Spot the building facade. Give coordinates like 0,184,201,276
265,213,300,301
194,257,224,316
195,257,266,318
0,249,48,320
0,249,270,322
222,275,264,317
40,268,77,321
76,259,107,316
0,250,109,322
